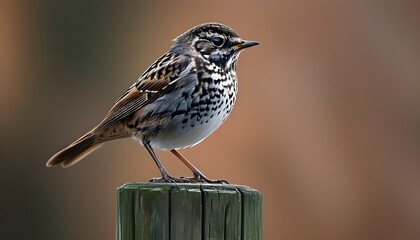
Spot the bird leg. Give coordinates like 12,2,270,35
170,149,228,184
143,141,191,183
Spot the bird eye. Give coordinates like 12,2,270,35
211,36,225,47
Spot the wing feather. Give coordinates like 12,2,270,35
92,53,192,133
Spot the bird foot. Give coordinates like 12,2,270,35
149,174,228,184
192,172,229,184
149,176,192,183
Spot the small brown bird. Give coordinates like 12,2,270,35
46,23,259,183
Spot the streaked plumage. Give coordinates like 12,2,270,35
47,23,259,183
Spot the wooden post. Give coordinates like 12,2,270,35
116,182,262,240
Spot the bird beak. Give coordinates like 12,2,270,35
232,40,260,51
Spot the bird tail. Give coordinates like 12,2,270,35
46,131,104,168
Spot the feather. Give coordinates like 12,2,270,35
47,53,193,167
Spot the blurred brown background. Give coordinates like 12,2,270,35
1,1,420,240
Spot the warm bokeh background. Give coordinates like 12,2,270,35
1,1,420,239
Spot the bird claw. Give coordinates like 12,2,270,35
149,176,194,183
206,179,229,184
192,171,229,184
149,175,228,184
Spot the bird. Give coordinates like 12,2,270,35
46,22,259,183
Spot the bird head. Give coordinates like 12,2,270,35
172,23,259,69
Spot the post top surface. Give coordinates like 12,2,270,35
118,182,260,194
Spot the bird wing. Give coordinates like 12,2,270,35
92,53,193,133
